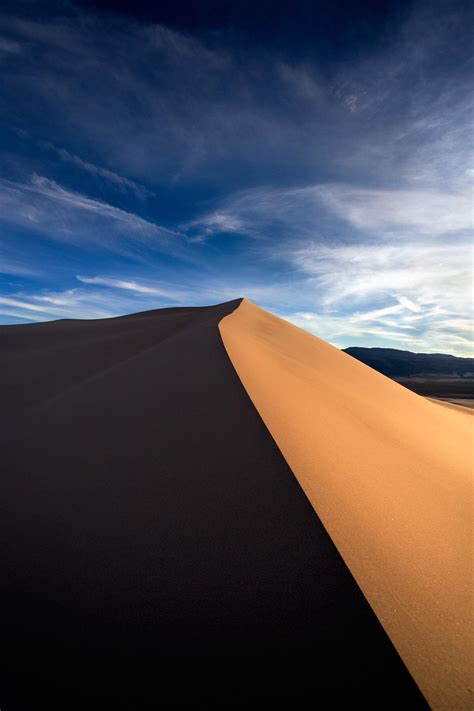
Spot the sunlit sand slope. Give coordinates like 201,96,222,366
220,299,473,711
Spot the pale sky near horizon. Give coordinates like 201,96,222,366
0,0,472,355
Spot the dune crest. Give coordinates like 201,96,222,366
219,299,473,711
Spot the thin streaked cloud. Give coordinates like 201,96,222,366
0,175,181,253
76,275,182,297
43,142,154,199
0,296,49,312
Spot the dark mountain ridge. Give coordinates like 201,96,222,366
344,347,474,378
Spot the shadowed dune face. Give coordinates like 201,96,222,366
0,299,428,706
0,305,223,421
220,299,473,711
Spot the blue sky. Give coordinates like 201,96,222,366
0,0,472,354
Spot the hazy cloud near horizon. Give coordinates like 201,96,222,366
0,0,472,355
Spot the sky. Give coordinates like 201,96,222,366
0,0,472,354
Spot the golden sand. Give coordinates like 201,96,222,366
220,299,473,711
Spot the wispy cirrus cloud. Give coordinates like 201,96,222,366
0,287,148,322
3,3,453,192
1,1,471,194
287,311,421,350
184,186,318,241
289,242,472,308
38,141,154,199
314,185,473,235
0,174,180,252
0,250,40,277
286,309,473,356
42,142,154,199
279,240,473,355
74,274,300,308
76,275,181,297
24,174,162,230
0,296,49,313
189,182,473,240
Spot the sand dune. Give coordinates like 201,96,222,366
1,298,468,706
220,299,473,711
0,300,427,706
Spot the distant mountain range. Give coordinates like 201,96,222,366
344,347,474,378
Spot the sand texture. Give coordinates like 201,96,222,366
220,299,473,711
0,300,427,706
